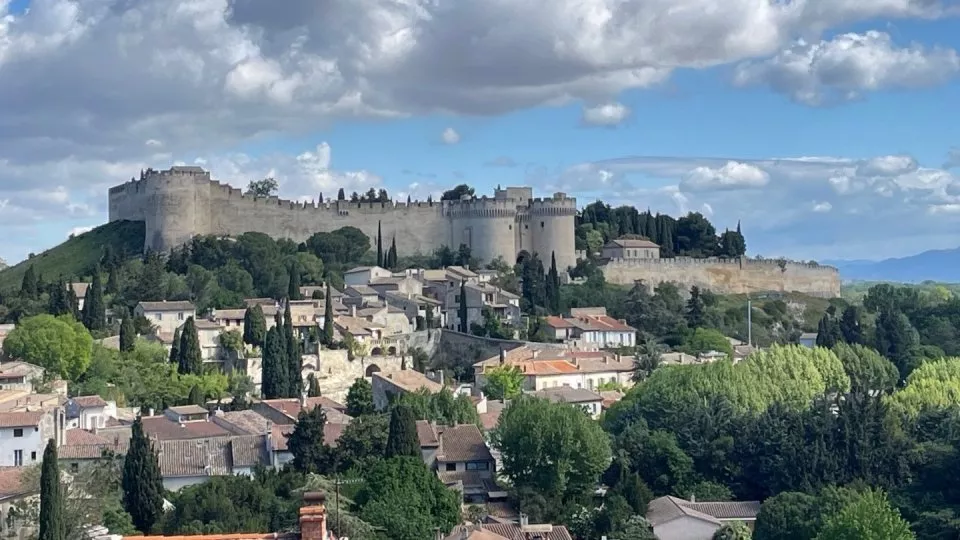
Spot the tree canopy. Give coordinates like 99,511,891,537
2,313,93,380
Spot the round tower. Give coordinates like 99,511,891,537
530,193,577,270
448,195,518,264
141,166,212,252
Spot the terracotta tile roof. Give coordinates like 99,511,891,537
443,527,509,540
683,500,761,520
0,467,31,500
211,309,247,320
194,319,223,331
0,411,44,428
260,397,352,424
138,415,233,440
125,536,297,540
600,390,625,409
512,360,579,375
374,371,443,394
158,435,270,478
212,410,272,435
437,424,493,463
72,395,108,408
532,387,603,404
544,316,575,329
168,405,209,416
137,301,196,312
479,400,506,432
271,423,347,451
65,428,111,446
608,238,659,249
456,524,573,540
230,435,270,468
59,437,129,460
416,420,439,447
646,496,760,527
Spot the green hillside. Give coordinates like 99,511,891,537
0,220,145,292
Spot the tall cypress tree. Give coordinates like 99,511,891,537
385,404,420,458
307,373,322,397
123,418,164,534
39,438,63,540
261,327,288,399
119,316,136,353
686,286,705,329
322,283,335,345
177,317,203,375
376,221,383,267
106,265,120,295
20,265,38,299
284,301,302,397
337,188,346,200
81,268,106,331
66,281,80,321
288,261,302,300
458,280,468,333
547,252,561,314
168,327,182,364
243,305,267,348
48,279,69,316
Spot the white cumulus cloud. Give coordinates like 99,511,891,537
441,128,461,145
680,161,770,192
581,102,631,127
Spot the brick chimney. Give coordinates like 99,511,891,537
300,492,328,540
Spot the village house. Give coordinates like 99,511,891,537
371,370,444,411
0,409,66,468
544,307,637,348
134,300,196,335
417,421,503,505
474,348,635,392
343,265,394,287
646,496,760,540
0,362,45,393
209,308,246,329
0,467,35,539
531,387,604,419
445,281,521,333
601,237,661,260
448,517,574,540
65,395,116,430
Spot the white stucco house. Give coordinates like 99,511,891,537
134,301,197,335
646,496,760,540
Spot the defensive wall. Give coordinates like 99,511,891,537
601,257,841,298
108,166,578,269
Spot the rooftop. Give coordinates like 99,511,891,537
0,467,31,501
137,301,196,312
373,370,443,394
168,405,209,416
607,238,660,249
646,496,760,527
532,387,604,404
476,347,636,375
0,411,44,428
436,424,494,463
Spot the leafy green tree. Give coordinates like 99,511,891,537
289,406,331,473
713,522,752,540
119,316,137,353
187,384,204,406
458,280,468,332
816,310,843,348
243,305,267,348
177,317,203,375
245,177,278,197
482,364,525,400
21,264,38,299
385,404,421,458
168,327,181,364
322,283,335,345
492,396,611,507
831,343,899,394
686,286,706,329
609,516,657,540
683,327,734,358
441,184,475,201
2,314,93,380
123,418,164,534
615,423,694,495
814,489,913,540
346,378,375,417
753,491,820,540
332,414,389,472
261,327,288,399
617,473,654,514
840,306,863,344
39,438,63,540
356,456,461,540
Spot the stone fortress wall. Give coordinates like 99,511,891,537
601,257,841,298
108,166,579,269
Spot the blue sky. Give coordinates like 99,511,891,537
1,0,960,265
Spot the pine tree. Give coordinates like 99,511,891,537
385,404,420,458
119,316,137,352
20,265,37,299
168,327,182,364
123,418,164,534
39,438,63,540
284,301,302,397
307,373,322,397
322,283,335,345
81,268,106,331
243,305,267,348
188,384,204,406
261,327,288,399
376,221,383,267
288,261,302,300
177,317,203,375
458,280,468,332
686,286,706,329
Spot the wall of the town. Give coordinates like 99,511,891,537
601,257,841,298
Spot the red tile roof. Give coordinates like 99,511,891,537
0,411,44,428
65,428,111,446
72,395,108,408
139,416,233,440
0,467,31,500
272,423,347,451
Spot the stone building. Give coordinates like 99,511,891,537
109,166,578,270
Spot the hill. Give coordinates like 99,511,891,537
826,247,960,283
0,221,145,292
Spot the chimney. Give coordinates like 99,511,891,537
499,347,506,365
690,493,696,503
351,305,357,317
531,349,540,359
520,513,529,527
148,408,155,417
300,492,328,540
300,390,308,407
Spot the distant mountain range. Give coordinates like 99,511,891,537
824,248,960,283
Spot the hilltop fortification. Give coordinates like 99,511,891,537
108,166,578,269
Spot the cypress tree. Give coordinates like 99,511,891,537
686,286,706,329
123,417,164,534
288,261,302,300
337,188,345,200
39,438,63,540
188,384,204,406
840,306,863,345
322,283,334,345
318,192,324,204
106,265,120,295
307,373,322,397
168,327,181,364
48,279,69,316
547,252,561,314
119,316,137,353
178,317,203,375
81,268,106,331
243,305,267,348
458,280,468,333
66,281,80,320
261,327,288,399
376,221,383,267
385,404,420,458
20,265,37,299
284,301,302,397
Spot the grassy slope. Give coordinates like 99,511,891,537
0,220,144,292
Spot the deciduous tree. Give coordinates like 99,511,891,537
2,314,93,380
482,364,524,400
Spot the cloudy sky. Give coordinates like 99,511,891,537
1,0,960,264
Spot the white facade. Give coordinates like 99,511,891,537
344,266,392,287
0,421,42,468
134,301,196,335
653,517,722,540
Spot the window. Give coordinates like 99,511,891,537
178,312,184,321
466,462,490,471
156,312,162,321
30,451,36,461
445,463,456,471
12,428,22,438
70,463,79,473
540,221,545,228
13,450,22,467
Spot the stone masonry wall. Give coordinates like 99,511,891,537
601,257,841,298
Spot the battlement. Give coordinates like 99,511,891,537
446,196,522,218
529,194,577,216
604,256,836,272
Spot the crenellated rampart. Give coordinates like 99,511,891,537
601,257,841,298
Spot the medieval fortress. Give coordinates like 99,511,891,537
108,166,840,297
